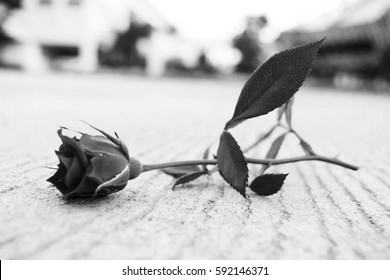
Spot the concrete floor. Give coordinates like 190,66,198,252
0,70,389,259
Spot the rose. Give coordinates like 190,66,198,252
47,125,142,199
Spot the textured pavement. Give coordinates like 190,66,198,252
0,70,389,259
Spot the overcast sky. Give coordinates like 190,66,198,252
148,0,361,43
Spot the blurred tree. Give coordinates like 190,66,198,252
0,0,20,9
380,47,390,81
0,0,20,58
195,50,216,74
99,14,151,68
233,15,267,73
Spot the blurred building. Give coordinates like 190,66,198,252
1,0,173,73
278,0,390,81
0,1,19,62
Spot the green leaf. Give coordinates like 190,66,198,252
172,171,206,190
217,131,248,197
250,173,288,196
225,39,324,129
162,165,202,178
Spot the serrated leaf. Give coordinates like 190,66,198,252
250,173,288,196
225,39,324,129
217,131,248,197
172,171,206,190
162,165,202,178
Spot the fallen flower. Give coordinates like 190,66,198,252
47,125,142,198
47,39,359,200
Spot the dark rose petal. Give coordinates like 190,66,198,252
57,143,75,157
95,165,130,195
64,156,84,190
49,126,133,199
47,163,69,194
79,134,123,157
54,181,68,195
57,155,73,171
86,153,129,185
96,184,127,196
65,176,99,198
58,129,88,168
47,163,66,185
81,121,130,160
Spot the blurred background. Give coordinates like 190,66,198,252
1,1,390,260
0,0,389,90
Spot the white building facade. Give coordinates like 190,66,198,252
3,0,172,72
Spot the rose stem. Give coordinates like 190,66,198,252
142,155,359,172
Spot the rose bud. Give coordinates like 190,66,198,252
47,124,142,199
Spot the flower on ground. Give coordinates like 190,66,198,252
47,124,141,199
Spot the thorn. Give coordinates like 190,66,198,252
334,151,342,159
